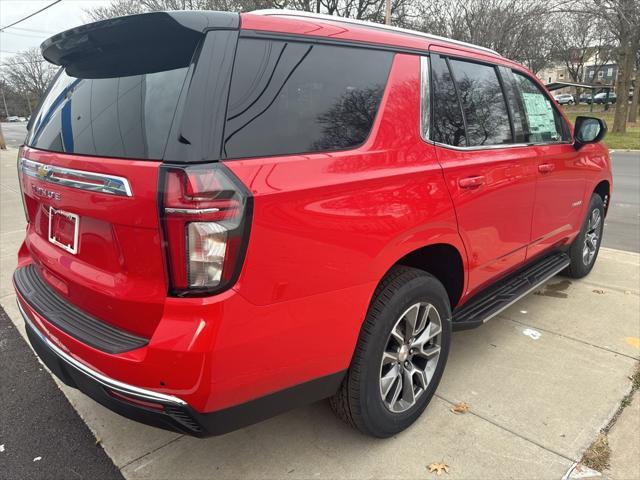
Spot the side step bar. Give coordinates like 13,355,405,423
452,251,570,330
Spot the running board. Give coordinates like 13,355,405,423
452,252,570,330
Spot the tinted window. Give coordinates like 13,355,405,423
431,55,466,146
27,68,189,160
448,59,512,146
223,39,393,159
498,66,527,143
513,72,569,143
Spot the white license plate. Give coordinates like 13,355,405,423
48,207,80,255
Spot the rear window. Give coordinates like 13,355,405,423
222,39,393,159
448,59,512,146
26,67,189,160
431,55,467,147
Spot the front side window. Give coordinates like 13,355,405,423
448,59,512,146
223,39,393,159
513,71,569,144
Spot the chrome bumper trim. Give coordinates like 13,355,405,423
20,157,133,197
17,299,187,406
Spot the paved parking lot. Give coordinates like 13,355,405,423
1,147,638,479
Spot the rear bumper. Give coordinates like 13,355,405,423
19,299,346,436
18,300,210,435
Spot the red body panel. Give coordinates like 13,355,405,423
19,148,166,338
14,12,613,419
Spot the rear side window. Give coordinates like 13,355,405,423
431,55,467,147
448,59,512,146
512,72,570,144
223,39,393,159
27,68,189,160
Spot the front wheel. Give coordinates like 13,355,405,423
564,193,605,278
330,266,451,437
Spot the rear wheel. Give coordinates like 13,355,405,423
564,193,605,278
330,266,451,437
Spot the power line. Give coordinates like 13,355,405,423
0,0,64,32
0,30,50,38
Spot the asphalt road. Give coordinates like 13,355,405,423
1,122,638,252
0,307,124,480
605,151,640,252
1,121,27,148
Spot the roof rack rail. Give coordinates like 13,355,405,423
250,9,501,57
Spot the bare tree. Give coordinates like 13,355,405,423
628,48,639,122
2,49,58,113
583,0,640,133
84,0,416,24
549,13,595,84
412,0,570,71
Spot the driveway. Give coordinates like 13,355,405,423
0,147,638,479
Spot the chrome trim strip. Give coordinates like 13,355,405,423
420,56,430,142
481,258,570,324
20,158,133,197
251,9,502,56
433,141,531,151
17,300,187,406
164,207,220,215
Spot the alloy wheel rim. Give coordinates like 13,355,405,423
379,302,442,413
582,208,602,266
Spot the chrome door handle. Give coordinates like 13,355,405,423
538,163,555,173
458,175,486,189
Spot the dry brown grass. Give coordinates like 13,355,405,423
581,433,612,471
579,363,640,472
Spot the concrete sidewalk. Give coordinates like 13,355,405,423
1,147,639,479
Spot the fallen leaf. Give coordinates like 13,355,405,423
450,401,469,414
592,289,605,294
427,463,450,475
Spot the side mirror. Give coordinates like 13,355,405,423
574,116,607,150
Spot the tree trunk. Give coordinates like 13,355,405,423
629,74,639,123
612,41,634,133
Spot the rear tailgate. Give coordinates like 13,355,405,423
19,148,164,337
17,11,239,339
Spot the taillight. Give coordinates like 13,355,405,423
16,147,30,222
160,163,252,296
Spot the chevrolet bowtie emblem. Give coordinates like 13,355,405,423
36,165,52,179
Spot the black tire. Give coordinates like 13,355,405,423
564,193,605,278
330,266,452,437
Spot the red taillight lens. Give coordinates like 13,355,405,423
17,147,30,222
160,163,251,296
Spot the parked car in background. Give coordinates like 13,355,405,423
6,116,20,122
554,93,575,105
579,93,592,104
593,92,617,104
14,9,612,439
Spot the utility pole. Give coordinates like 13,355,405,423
385,0,392,25
1,87,9,118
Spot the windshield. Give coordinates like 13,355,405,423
26,67,189,160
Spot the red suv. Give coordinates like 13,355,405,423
14,10,611,438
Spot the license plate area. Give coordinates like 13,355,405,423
48,207,79,254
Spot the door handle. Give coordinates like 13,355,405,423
538,163,555,173
458,175,486,189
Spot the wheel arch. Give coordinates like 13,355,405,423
372,243,466,311
593,180,610,214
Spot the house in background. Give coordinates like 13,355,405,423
585,63,617,84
